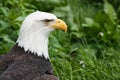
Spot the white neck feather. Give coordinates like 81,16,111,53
17,30,49,59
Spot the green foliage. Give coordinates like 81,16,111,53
0,0,120,80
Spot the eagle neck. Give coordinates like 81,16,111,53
16,31,49,59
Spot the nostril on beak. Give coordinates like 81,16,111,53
58,21,60,23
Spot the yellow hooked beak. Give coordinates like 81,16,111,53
51,19,67,32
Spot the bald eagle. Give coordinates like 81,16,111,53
0,11,67,80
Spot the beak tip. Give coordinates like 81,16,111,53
65,28,67,33
52,19,68,32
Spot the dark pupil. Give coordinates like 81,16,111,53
44,19,54,22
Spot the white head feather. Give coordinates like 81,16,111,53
17,11,57,59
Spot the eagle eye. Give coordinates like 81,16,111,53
43,19,54,23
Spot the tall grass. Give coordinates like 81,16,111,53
50,0,120,80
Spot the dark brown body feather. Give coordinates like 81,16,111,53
0,44,58,80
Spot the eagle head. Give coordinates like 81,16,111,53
17,11,67,59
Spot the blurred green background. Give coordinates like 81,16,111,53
0,0,120,80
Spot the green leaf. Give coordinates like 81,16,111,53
82,17,99,28
71,32,84,38
82,18,94,27
0,34,15,44
103,0,117,24
0,7,9,17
